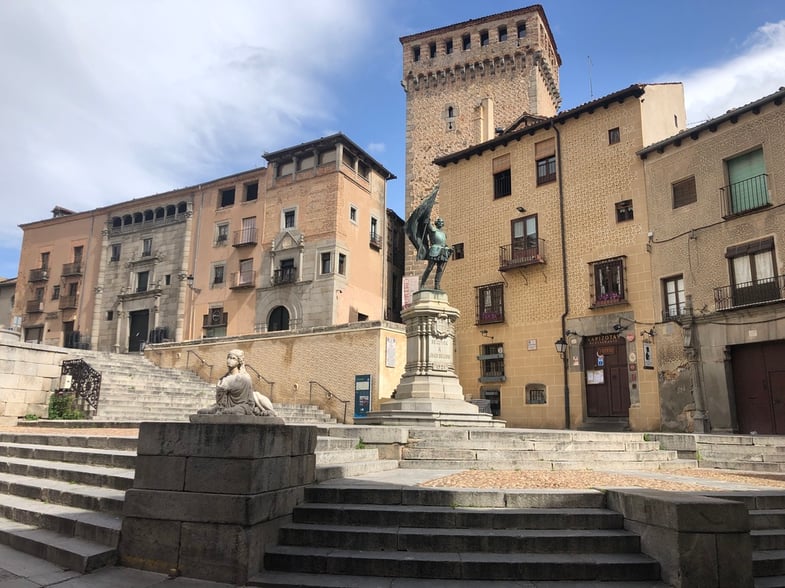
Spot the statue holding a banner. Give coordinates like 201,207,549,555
405,184,453,290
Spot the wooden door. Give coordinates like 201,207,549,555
733,341,785,434
584,335,630,418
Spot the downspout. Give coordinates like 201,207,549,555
553,122,571,429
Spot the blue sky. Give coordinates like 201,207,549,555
1,0,784,279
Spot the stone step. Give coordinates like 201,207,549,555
0,455,134,491
0,471,125,514
397,459,691,471
0,432,137,452
315,459,399,482
0,492,121,547
754,530,785,551
292,504,623,530
278,523,642,553
315,437,356,451
755,550,785,578
700,459,785,473
0,518,117,574
401,448,678,462
316,448,380,465
247,570,671,587
407,428,652,443
0,442,136,469
262,545,662,582
753,511,785,531
407,439,662,452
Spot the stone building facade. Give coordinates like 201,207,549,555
434,84,686,431
14,134,396,352
400,6,561,274
641,87,785,434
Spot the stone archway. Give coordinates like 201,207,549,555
268,306,290,332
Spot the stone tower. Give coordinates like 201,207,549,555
400,5,562,274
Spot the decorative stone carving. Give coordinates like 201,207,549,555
196,349,278,417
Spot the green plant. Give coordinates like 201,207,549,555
23,414,39,421
355,438,366,449
643,433,652,441
48,392,85,420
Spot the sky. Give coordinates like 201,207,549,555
1,0,784,279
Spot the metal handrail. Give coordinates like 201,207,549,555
309,380,349,424
186,349,213,380
245,364,276,401
59,358,101,411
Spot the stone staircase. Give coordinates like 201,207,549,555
0,427,393,574
654,433,785,474
251,485,669,586
63,350,337,424
398,428,697,471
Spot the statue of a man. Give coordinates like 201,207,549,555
405,184,453,290
197,349,277,416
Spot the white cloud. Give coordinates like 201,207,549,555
367,142,386,154
0,0,371,248
677,20,785,125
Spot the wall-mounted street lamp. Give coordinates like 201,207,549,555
516,206,526,213
554,337,568,357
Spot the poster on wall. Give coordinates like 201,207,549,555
354,375,371,417
587,369,605,385
643,341,654,369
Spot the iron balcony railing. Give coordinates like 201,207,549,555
714,274,785,311
230,270,256,289
62,261,82,276
26,300,44,313
369,232,382,249
273,267,297,285
29,267,49,282
58,295,78,310
233,227,258,247
499,238,546,271
720,173,770,218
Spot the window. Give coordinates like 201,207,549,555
164,274,171,286
476,283,504,324
240,216,257,244
481,388,501,416
40,252,49,269
535,138,557,186
615,200,634,222
370,217,379,239
724,148,768,215
244,182,258,202
283,209,296,229
511,215,539,261
453,243,465,260
591,257,626,307
446,105,456,131
212,265,225,286
663,275,685,320
429,42,436,58
216,223,229,245
412,46,420,62
52,285,60,300
480,30,489,46
608,127,620,145
268,306,290,332
517,22,527,38
137,271,149,293
275,258,296,285
338,253,346,275
536,156,556,185
106,310,114,321
727,238,778,307
320,252,332,274
526,384,547,405
110,244,121,261
350,206,357,223
479,343,505,382
35,287,44,301
203,307,228,338
142,238,153,257
498,26,507,41
73,246,83,264
445,38,453,54
462,34,471,50
493,154,511,198
672,177,697,208
238,258,254,286
219,187,235,207
67,282,78,297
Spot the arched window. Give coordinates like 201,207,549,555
123,214,133,226
144,209,154,221
111,217,122,228
177,201,187,214
166,205,176,217
133,212,143,223
268,306,290,332
155,207,165,220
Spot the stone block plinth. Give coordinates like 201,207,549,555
120,419,316,585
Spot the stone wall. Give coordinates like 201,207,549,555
0,340,67,425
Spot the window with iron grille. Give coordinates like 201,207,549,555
479,343,505,383
525,384,547,405
590,257,626,307
672,177,697,209
476,283,504,324
615,200,633,222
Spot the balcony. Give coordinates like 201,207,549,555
273,267,297,285
714,274,785,311
230,270,256,289
26,300,44,313
59,295,78,310
499,239,546,271
369,232,382,250
29,268,49,282
62,261,82,276
233,228,258,247
720,174,770,218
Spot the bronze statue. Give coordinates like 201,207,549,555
197,349,278,416
405,184,453,290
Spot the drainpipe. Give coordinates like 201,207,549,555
553,123,571,429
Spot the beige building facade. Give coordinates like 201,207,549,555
401,6,561,273
14,134,396,352
435,84,686,431
641,87,785,434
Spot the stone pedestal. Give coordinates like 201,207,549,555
119,419,316,585
364,290,500,427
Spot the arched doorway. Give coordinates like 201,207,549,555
268,306,290,332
